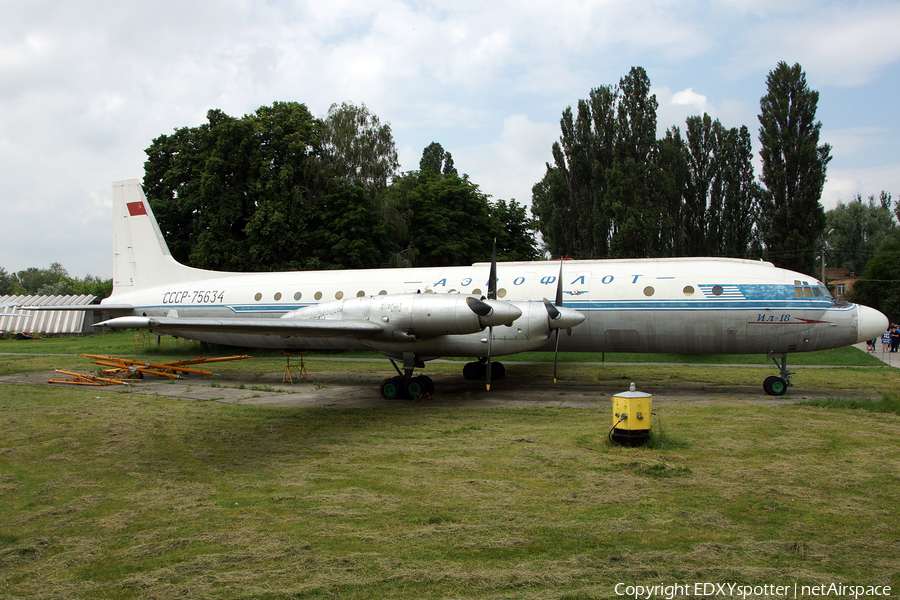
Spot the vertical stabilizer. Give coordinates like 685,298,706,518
112,179,210,292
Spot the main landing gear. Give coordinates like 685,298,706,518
763,352,793,396
379,353,435,400
462,358,505,382
379,356,509,399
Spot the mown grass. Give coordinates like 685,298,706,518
1,381,899,599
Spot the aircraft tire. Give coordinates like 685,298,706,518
763,375,787,396
380,377,404,400
405,377,425,399
490,361,505,380
463,361,486,380
412,375,435,396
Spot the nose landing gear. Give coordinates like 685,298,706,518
763,352,793,396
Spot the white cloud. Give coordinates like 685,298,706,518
0,0,898,277
456,114,558,207
822,163,900,211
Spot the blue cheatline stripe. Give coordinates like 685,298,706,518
560,300,837,311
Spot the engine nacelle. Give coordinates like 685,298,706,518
282,293,523,338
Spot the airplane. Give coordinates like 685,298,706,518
53,178,890,399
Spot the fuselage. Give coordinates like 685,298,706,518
104,256,877,356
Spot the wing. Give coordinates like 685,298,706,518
96,316,383,338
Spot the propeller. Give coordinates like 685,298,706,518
549,259,564,383
485,239,497,390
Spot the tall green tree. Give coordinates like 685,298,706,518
683,114,722,255
655,127,690,256
607,66,670,258
531,83,619,259
758,61,832,275
144,102,323,271
720,126,763,258
321,102,400,196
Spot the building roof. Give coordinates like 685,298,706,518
0,294,97,335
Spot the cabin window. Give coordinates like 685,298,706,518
379,290,388,295
812,287,823,297
335,291,344,300
314,291,323,301
711,285,723,296
473,288,482,296
683,286,694,296
294,292,302,301
274,292,282,301
449,289,458,293
357,290,365,297
498,288,507,298
254,293,262,301
643,286,655,297
794,280,803,298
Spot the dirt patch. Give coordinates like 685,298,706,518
2,368,881,409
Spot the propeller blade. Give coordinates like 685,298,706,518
485,326,493,391
553,258,564,383
466,296,493,317
553,329,561,383
555,258,564,307
543,297,561,321
487,238,497,300
486,239,498,390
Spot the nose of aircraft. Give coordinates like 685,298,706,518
856,304,889,343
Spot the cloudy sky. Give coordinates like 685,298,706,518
3,0,899,279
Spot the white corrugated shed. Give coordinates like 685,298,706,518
0,295,98,335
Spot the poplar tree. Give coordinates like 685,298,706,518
758,61,832,275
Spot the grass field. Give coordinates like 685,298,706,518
2,334,900,599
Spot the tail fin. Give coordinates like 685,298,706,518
112,178,212,292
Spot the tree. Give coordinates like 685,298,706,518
720,125,763,258
606,66,670,258
402,171,497,267
15,263,68,294
144,102,324,271
531,84,619,258
758,61,832,275
655,127,690,256
848,230,900,323
321,102,400,196
419,142,457,176
490,199,539,262
0,267,17,295
825,193,896,276
386,143,537,266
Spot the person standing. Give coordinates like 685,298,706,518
883,329,892,353
892,325,900,353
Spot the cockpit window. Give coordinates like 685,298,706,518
794,280,826,299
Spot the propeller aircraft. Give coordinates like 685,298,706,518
58,179,889,399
